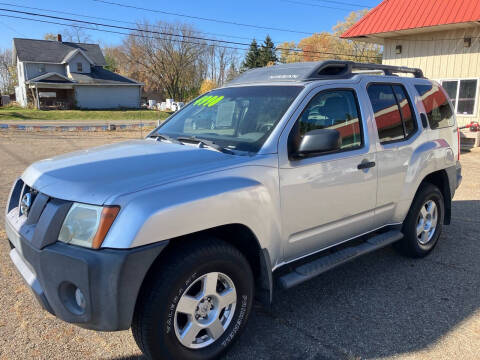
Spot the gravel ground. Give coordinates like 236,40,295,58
0,131,479,360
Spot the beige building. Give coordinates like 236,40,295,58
342,0,480,127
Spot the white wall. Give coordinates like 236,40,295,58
67,52,91,76
74,85,141,109
15,60,27,107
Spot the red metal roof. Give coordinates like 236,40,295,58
341,0,480,38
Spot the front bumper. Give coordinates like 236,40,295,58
5,180,168,331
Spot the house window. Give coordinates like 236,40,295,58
77,62,83,72
39,64,45,73
441,79,478,116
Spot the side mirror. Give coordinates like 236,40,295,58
296,129,341,157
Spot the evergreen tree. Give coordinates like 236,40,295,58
259,35,278,66
241,39,261,71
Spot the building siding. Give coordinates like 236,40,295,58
15,60,27,107
383,27,480,126
24,62,66,80
66,52,91,76
74,85,141,109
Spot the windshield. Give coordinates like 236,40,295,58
152,86,303,153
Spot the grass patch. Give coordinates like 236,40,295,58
0,106,171,121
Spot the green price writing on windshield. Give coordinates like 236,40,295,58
194,95,224,107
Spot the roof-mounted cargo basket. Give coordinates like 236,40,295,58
227,60,424,85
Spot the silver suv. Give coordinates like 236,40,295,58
5,61,462,360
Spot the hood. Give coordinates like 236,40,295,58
22,140,247,204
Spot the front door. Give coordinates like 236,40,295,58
278,86,378,262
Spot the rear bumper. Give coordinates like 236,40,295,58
5,189,168,331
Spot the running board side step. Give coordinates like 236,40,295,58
278,230,403,289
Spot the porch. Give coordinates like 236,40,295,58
28,84,75,110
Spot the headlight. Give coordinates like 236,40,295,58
58,203,119,249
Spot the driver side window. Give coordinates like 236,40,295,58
296,89,363,151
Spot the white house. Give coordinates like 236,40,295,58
13,35,142,109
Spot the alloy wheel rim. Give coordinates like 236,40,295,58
416,200,438,245
174,272,237,349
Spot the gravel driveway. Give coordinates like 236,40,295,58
0,131,479,360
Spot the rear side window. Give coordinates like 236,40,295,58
415,84,454,129
367,84,417,144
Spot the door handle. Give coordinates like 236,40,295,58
357,161,376,170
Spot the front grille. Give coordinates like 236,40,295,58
7,179,48,224
7,178,24,213
18,184,38,218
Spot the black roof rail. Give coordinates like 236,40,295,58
343,61,424,79
227,60,424,85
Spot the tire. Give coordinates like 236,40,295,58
132,238,254,360
396,183,445,258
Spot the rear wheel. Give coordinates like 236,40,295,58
132,238,254,360
396,183,445,258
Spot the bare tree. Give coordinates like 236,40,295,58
205,44,238,86
123,21,208,101
62,25,92,43
0,49,16,94
43,33,57,41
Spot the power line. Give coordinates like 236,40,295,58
0,2,255,41
0,12,383,61
0,1,380,45
279,0,359,11
93,0,378,43
308,0,373,8
93,0,316,35
0,1,350,43
0,8,382,59
0,7,252,46
0,19,26,36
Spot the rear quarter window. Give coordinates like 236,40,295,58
415,84,455,129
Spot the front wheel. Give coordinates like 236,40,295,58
396,183,445,258
132,238,254,360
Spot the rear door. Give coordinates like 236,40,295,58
278,84,378,262
364,81,421,226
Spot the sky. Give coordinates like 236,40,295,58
0,0,380,51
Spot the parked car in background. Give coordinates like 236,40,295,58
5,61,461,360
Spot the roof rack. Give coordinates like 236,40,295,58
227,60,424,85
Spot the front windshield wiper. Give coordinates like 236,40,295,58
177,136,234,155
149,133,184,145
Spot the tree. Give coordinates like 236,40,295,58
199,79,216,94
62,25,92,43
204,44,238,87
332,10,382,63
104,51,118,72
0,48,16,94
123,21,207,101
241,39,261,71
226,61,239,82
278,41,302,64
259,35,278,65
44,33,57,41
276,9,382,64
